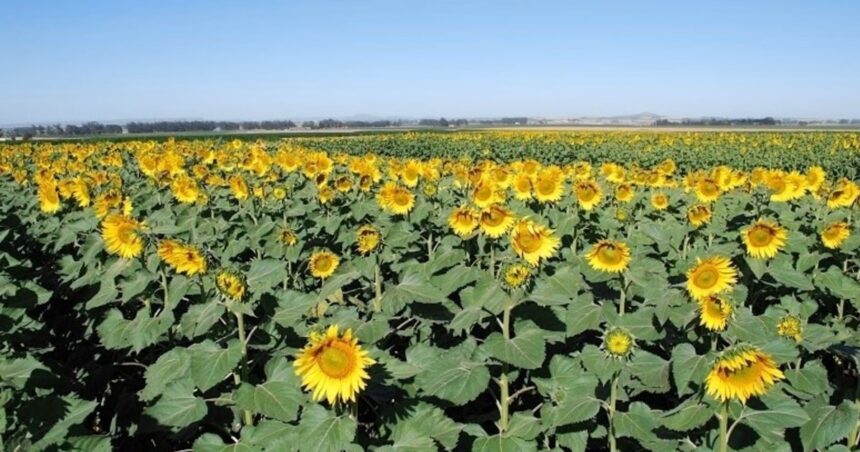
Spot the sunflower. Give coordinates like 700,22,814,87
472,179,502,208
479,205,515,238
574,179,603,211
705,344,784,403
650,192,669,210
741,219,787,259
229,175,249,200
687,204,712,227
695,177,721,203
533,167,565,203
603,328,634,358
614,183,634,203
510,219,560,266
686,256,737,301
157,240,207,276
697,295,732,331
318,184,336,204
279,226,298,246
356,225,381,254
448,206,479,237
776,314,803,342
511,172,533,200
586,240,631,273
171,175,200,204
377,182,415,215
102,214,145,259
502,263,532,288
294,325,375,404
216,270,246,301
826,178,859,209
37,182,62,214
821,221,850,249
310,250,339,279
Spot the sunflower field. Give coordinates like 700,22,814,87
0,132,859,451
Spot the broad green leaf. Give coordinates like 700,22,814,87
189,339,243,392
472,435,536,452
482,321,546,370
140,347,192,401
180,302,225,339
246,259,288,295
799,401,859,451
144,381,207,429
296,404,358,452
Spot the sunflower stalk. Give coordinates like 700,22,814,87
234,312,254,426
718,401,729,452
608,371,619,452
372,260,383,312
498,298,513,433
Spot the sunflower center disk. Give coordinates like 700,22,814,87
694,267,719,289
318,341,356,379
749,227,774,246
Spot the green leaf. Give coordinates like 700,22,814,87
529,266,582,306
96,308,175,352
384,266,447,308
29,396,98,451
246,259,287,295
661,401,713,431
296,404,358,452
671,344,711,396
799,401,859,451
816,266,860,305
85,279,118,309
482,321,546,370
0,355,47,389
377,424,436,452
627,351,670,394
391,402,463,450
786,361,830,399
768,256,813,291
272,290,317,327
614,401,659,444
144,380,207,429
738,391,809,442
545,394,602,428
189,339,243,392
140,347,192,401
415,342,490,405
563,295,604,336
180,302,225,339
472,435,536,452
506,412,541,440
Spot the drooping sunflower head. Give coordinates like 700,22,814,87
510,219,560,267
310,250,340,279
102,214,145,259
229,174,249,200
697,295,732,331
820,221,850,249
502,263,532,289
479,205,515,239
687,204,712,228
171,175,200,204
603,327,634,359
37,182,62,214
742,219,787,259
512,172,533,200
776,314,803,342
586,240,631,273
294,325,375,404
695,177,721,202
318,184,336,204
650,192,669,210
686,256,737,301
705,344,784,403
826,178,860,209
356,225,381,255
574,179,603,211
448,206,479,237
158,239,207,276
533,166,565,203
216,269,246,301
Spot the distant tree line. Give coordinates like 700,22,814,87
301,119,403,129
126,120,297,133
654,117,781,126
0,122,123,140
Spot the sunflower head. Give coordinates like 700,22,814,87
479,205,515,239
695,177,721,202
776,314,803,342
615,183,634,203
378,182,415,215
356,225,381,255
821,221,850,249
503,263,532,289
687,204,712,227
294,325,375,404
697,295,732,331
310,250,340,279
742,219,787,259
574,179,603,211
603,328,634,359
37,181,62,214
279,226,298,246
686,256,737,301
586,240,631,273
216,269,246,301
705,344,784,403
510,219,560,267
449,206,479,237
533,167,565,203
158,240,207,276
102,214,145,259
650,192,669,210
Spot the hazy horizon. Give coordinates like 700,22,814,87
2,0,859,124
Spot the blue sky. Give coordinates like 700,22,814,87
1,0,859,123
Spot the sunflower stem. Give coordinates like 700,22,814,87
235,312,253,426
498,299,512,433
373,261,382,312
719,401,729,452
618,274,628,316
608,373,618,452
160,270,169,311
